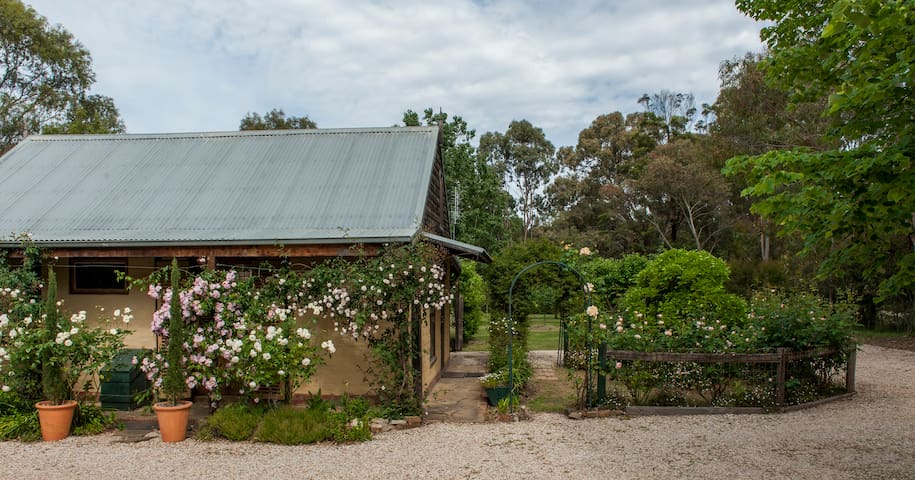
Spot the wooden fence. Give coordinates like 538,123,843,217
598,346,856,412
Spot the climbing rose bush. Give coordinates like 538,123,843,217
138,270,332,405
137,242,453,410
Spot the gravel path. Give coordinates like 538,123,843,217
2,345,913,480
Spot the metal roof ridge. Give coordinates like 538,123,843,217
27,126,439,142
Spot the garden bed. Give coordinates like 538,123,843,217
599,347,855,411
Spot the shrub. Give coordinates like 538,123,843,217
577,288,858,408
574,253,649,310
328,411,372,443
71,403,119,436
254,406,333,445
459,261,486,340
198,403,263,441
747,290,857,352
0,391,118,440
621,249,747,322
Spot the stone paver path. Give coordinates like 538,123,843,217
423,351,489,423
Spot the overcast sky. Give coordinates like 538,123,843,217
26,0,764,148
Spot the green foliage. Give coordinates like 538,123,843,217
728,0,915,302
198,396,376,443
481,239,568,316
71,402,119,436
0,392,39,440
0,409,39,441
726,259,791,297
0,392,117,440
1,241,129,404
544,111,657,256
42,94,125,134
162,258,186,405
479,120,558,241
621,249,747,321
40,270,68,403
570,250,649,310
459,261,486,340
239,108,316,130
327,410,372,443
254,406,333,445
570,286,857,408
747,290,858,353
495,395,520,414
197,403,263,441
0,0,120,153
403,108,512,253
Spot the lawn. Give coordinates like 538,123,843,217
463,314,562,352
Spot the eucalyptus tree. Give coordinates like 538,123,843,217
239,108,317,130
479,120,558,242
402,108,512,253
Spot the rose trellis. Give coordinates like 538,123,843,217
137,242,452,412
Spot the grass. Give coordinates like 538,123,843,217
196,397,378,444
524,367,578,413
527,315,562,351
462,313,491,352
854,328,913,339
466,314,562,352
254,406,334,445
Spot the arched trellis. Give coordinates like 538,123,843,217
507,261,594,412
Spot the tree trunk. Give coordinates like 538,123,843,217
858,292,878,329
760,233,770,261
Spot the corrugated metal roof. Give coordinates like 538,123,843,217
0,127,441,247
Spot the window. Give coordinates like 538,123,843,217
70,258,128,294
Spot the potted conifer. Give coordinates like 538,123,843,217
151,258,193,442
34,270,78,441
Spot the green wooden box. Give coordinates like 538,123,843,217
100,348,151,410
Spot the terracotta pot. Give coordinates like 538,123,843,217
153,400,193,442
35,400,78,441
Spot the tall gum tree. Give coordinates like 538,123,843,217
479,120,557,243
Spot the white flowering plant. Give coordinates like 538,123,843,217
563,249,857,408
0,264,129,404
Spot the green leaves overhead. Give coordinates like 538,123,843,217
728,0,915,300
0,0,123,152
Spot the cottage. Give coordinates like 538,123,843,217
0,126,488,398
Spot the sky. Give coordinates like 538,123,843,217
25,0,765,148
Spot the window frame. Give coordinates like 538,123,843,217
69,258,129,295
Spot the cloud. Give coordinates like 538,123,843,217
26,0,764,147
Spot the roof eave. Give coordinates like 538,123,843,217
0,236,416,250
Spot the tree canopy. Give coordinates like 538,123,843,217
402,108,512,253
41,94,125,135
726,0,915,301
0,0,123,152
480,120,558,242
239,108,317,130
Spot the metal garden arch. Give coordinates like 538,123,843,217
506,261,594,412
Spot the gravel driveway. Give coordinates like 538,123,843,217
1,344,913,480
